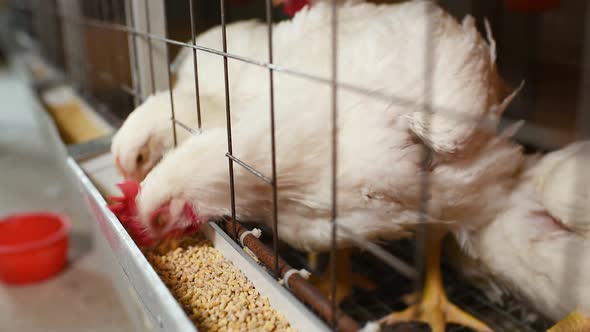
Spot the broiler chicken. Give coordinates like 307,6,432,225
449,140,590,332
111,20,267,181
110,1,523,331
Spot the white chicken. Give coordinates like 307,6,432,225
111,20,267,181
112,1,524,331
448,140,590,332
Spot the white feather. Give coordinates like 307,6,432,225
536,140,590,234
451,147,590,322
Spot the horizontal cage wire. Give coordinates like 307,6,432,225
6,0,575,331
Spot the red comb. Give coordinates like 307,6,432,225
108,180,154,246
108,180,139,221
283,0,309,16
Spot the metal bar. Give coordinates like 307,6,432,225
165,46,178,148
219,0,238,240
172,118,198,135
329,0,339,328
414,0,437,302
144,0,156,95
225,153,273,185
264,0,280,280
222,219,360,332
189,0,203,131
337,225,416,279
125,0,142,107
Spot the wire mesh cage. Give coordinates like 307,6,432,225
4,0,590,331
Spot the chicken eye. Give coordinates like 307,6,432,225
136,153,144,165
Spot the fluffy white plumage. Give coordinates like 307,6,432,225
111,20,267,180
536,141,590,234
172,19,268,97
449,141,590,322
133,0,523,252
111,90,226,181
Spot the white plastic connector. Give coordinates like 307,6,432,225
282,268,311,290
239,227,262,247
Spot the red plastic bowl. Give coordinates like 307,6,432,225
0,212,71,285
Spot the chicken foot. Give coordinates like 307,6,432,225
547,311,590,332
308,248,376,305
379,228,492,332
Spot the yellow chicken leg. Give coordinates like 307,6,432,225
548,311,590,332
308,248,376,305
379,228,492,332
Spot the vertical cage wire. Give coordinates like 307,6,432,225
329,0,339,328
219,0,239,241
263,0,280,279
189,0,203,131
165,34,178,148
412,0,437,304
143,0,156,96
125,0,142,107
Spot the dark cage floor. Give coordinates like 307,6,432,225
245,223,554,332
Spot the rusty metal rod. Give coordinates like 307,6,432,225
222,219,360,332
